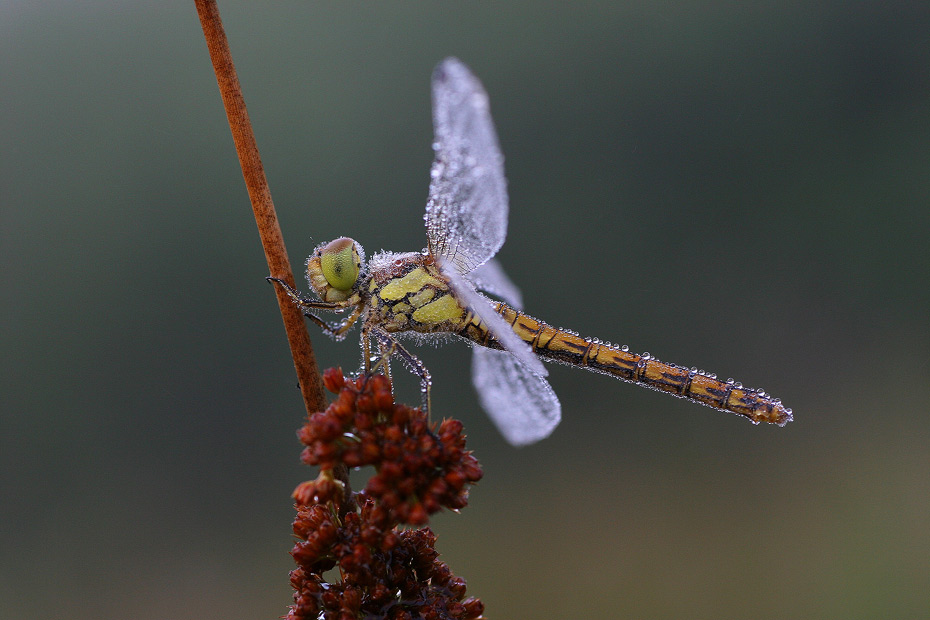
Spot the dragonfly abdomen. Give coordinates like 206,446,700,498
460,302,792,426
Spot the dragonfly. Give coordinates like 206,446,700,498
271,57,792,446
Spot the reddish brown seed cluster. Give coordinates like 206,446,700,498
298,368,483,525
286,367,485,620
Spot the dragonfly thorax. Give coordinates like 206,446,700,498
367,251,467,335
305,237,366,304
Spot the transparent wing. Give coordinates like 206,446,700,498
465,259,560,445
425,59,557,445
425,57,508,275
472,347,561,446
442,260,547,377
466,258,523,310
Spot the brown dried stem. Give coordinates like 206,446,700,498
194,0,325,415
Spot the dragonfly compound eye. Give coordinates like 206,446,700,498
320,237,361,291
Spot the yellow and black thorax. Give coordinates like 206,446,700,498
365,253,470,335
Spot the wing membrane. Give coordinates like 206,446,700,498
472,347,561,446
425,58,508,274
466,258,524,310
426,58,558,445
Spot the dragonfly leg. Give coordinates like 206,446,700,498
361,327,374,373
359,327,392,384
267,277,362,341
267,277,331,308
370,329,432,415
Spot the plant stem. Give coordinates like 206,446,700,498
194,0,326,415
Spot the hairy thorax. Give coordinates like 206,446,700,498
366,251,467,334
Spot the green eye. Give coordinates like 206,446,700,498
320,238,360,291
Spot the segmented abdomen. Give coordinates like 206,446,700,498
458,302,792,426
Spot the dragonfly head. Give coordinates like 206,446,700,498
306,237,366,303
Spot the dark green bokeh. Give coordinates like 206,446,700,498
3,2,928,618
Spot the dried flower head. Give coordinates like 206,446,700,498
286,368,485,620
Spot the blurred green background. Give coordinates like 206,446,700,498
3,2,928,619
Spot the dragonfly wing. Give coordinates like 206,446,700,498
426,58,508,274
426,59,556,444
466,258,524,310
442,261,547,377
472,347,561,446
